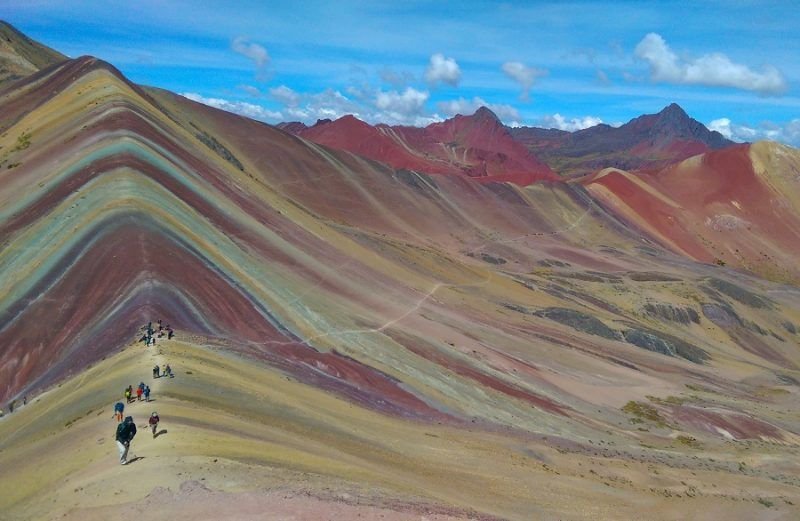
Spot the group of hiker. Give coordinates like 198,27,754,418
139,319,174,346
113,318,176,465
123,382,151,403
153,364,173,379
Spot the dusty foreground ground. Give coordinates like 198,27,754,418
1,339,798,521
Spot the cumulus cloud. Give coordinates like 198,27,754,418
501,61,547,101
269,85,301,107
437,97,520,122
708,117,800,146
425,53,462,87
634,33,787,95
182,92,282,122
375,87,429,116
284,89,362,122
231,36,270,80
540,113,603,132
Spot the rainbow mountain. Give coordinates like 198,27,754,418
1,22,799,521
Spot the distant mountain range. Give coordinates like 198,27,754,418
281,103,735,180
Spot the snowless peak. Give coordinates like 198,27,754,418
472,106,501,122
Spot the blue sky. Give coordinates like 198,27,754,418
4,0,800,145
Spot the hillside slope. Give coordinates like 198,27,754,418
1,45,800,520
0,21,67,86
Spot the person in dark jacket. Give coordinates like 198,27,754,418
115,416,137,465
149,412,160,438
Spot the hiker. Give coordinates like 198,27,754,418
136,386,143,401
9,401,14,413
144,385,151,402
153,365,160,378
23,395,27,406
115,416,137,465
125,386,133,404
168,329,174,340
149,412,160,438
113,402,124,422
165,364,173,378
162,365,167,377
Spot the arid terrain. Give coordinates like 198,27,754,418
1,21,799,520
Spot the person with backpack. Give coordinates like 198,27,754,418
136,386,143,401
124,387,132,404
115,416,137,465
148,411,160,438
113,402,124,422
153,365,160,378
143,385,151,402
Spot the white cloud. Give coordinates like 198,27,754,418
424,53,462,87
231,36,270,80
501,61,547,101
437,97,520,122
182,92,282,122
634,33,787,95
540,113,603,132
239,84,262,97
708,118,734,139
269,85,301,107
284,89,362,122
375,87,429,115
708,117,800,146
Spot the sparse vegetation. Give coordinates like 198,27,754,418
675,435,700,448
12,131,32,151
647,395,688,406
758,497,774,508
622,401,668,427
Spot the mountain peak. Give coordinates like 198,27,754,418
656,102,690,123
472,106,501,122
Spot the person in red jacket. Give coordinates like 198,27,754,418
149,412,160,438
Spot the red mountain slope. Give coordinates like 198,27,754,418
582,143,800,281
290,107,558,185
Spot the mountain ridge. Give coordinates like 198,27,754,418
0,21,67,86
282,102,737,180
